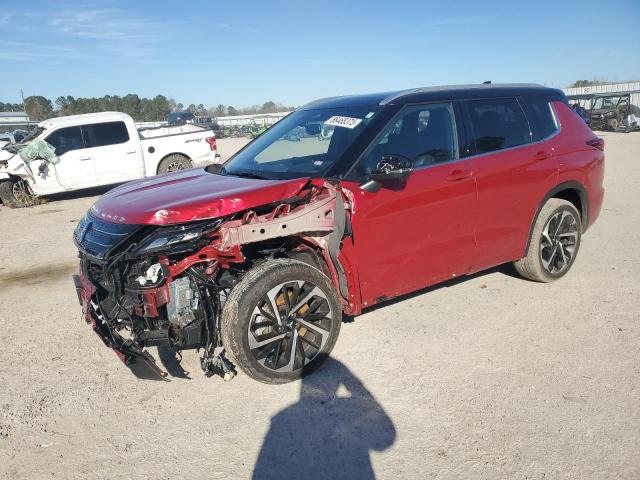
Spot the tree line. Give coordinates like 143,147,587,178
0,95,295,122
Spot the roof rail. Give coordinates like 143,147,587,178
379,83,543,105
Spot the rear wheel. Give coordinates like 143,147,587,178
221,259,342,384
0,178,40,208
608,118,619,130
514,198,581,282
157,154,192,174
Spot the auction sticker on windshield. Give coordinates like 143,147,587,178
324,116,362,129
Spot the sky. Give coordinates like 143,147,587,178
1,0,639,108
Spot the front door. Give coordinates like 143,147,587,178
342,102,478,307
43,125,97,190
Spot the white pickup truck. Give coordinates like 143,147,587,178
0,111,220,207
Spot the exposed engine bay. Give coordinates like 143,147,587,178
73,180,353,381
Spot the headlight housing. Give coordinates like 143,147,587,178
133,219,223,255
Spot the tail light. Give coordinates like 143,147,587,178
206,136,217,151
586,137,604,151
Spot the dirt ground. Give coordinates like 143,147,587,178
0,134,638,479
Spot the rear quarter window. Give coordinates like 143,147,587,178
465,98,531,154
84,121,130,148
521,96,558,141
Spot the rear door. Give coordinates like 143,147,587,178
43,125,97,189
342,102,478,306
84,121,143,186
461,96,559,272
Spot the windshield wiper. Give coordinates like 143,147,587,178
223,169,269,180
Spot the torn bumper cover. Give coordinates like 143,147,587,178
73,273,168,381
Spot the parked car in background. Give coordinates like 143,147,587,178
588,94,631,131
167,111,195,125
0,111,220,207
570,103,590,124
72,84,604,384
0,130,27,149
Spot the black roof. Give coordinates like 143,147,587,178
301,83,566,110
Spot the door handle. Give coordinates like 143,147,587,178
534,150,552,161
446,169,473,182
79,156,91,161
126,150,137,154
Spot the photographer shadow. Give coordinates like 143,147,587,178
253,357,396,480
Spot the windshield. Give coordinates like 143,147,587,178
220,106,381,180
1,126,44,152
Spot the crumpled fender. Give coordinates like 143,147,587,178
0,156,35,183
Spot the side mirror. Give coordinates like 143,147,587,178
370,154,413,181
305,123,321,136
360,154,413,192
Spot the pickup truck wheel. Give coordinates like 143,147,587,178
514,199,581,282
0,178,40,208
157,154,192,174
221,259,342,384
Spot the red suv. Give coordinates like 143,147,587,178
73,84,605,384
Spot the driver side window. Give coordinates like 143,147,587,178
45,126,84,156
354,102,457,178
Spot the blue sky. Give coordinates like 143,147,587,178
1,0,638,108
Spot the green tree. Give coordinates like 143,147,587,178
214,104,226,116
24,96,54,121
261,101,277,113
570,80,612,88
226,106,238,116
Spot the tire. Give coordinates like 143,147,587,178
0,178,40,208
514,198,582,283
608,118,619,130
157,154,192,174
221,259,342,384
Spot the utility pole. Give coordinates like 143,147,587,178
20,89,28,118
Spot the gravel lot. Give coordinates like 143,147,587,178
1,134,638,479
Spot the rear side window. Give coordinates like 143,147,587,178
521,97,558,141
84,121,129,148
45,126,84,155
466,98,530,154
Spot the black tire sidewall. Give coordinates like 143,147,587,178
221,259,342,384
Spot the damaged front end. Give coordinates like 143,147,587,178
73,180,353,380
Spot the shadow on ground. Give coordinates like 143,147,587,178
252,357,396,480
41,184,123,204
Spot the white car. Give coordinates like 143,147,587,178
0,131,27,150
0,112,220,207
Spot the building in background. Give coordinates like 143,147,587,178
563,82,640,113
0,111,33,133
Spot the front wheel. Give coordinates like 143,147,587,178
0,178,40,208
514,198,582,282
221,259,342,384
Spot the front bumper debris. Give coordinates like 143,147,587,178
73,273,169,381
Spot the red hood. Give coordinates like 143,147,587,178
91,168,310,225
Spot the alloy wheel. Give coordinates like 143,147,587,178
165,161,184,172
539,210,579,274
12,179,37,205
247,280,332,373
